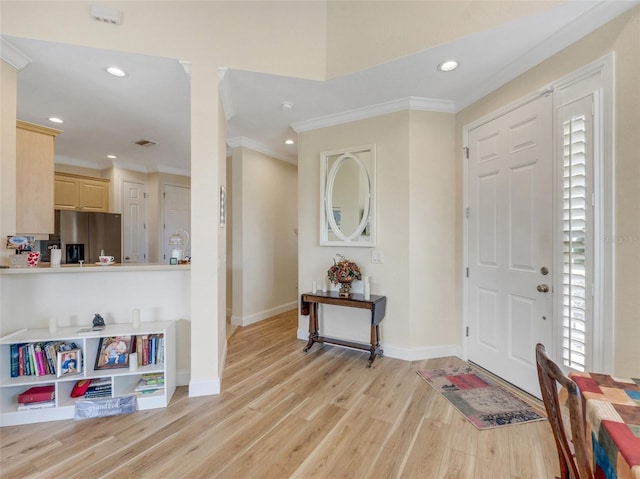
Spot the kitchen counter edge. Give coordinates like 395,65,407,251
0,263,191,274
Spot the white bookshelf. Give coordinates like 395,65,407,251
0,321,175,426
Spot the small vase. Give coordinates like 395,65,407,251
338,279,353,297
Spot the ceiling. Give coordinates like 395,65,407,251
3,1,638,174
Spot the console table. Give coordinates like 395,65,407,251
300,291,387,366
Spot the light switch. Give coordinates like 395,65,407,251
371,250,384,263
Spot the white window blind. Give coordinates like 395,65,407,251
561,112,592,371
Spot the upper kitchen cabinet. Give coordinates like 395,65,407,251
16,121,62,235
54,173,110,212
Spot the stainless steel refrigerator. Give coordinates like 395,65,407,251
54,210,122,264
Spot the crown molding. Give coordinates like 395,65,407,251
55,155,112,171
227,137,297,165
0,37,32,70
156,164,191,176
291,96,455,133
55,155,190,176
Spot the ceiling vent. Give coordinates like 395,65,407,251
133,139,158,147
91,5,122,25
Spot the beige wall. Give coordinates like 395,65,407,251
0,60,17,257
325,1,564,78
231,147,298,326
455,6,640,376
298,110,458,357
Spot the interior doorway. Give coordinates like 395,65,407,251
162,184,191,263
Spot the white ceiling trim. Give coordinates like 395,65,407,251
291,96,456,133
227,137,297,165
0,37,31,70
156,164,191,176
55,155,113,171
55,154,190,176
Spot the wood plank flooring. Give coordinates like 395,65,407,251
1,309,560,478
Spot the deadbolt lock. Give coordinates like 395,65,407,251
540,266,549,276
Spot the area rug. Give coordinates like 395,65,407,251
417,365,546,430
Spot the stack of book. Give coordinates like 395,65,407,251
134,373,165,395
17,385,55,410
84,378,112,398
70,378,112,399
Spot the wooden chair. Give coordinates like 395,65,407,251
535,343,593,479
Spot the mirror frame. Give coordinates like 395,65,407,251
319,144,376,247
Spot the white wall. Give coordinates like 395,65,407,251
0,268,192,383
231,147,298,326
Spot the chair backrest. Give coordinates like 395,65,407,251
535,343,593,479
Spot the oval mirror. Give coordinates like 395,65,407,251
320,145,376,247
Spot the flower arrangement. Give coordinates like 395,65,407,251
327,254,362,285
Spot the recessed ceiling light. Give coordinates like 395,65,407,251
437,60,459,72
106,66,126,77
284,139,295,145
48,117,63,124
107,154,117,159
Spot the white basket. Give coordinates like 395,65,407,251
8,255,29,268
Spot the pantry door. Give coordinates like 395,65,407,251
123,180,147,263
466,95,554,396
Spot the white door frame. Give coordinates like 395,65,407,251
462,55,615,374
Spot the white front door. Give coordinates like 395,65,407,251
467,95,554,396
163,184,191,262
122,180,147,263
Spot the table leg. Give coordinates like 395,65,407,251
303,302,318,352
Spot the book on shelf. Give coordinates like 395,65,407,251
9,341,79,378
135,334,165,367
18,385,55,404
17,400,55,411
84,378,112,398
10,343,24,377
84,390,112,399
135,373,165,392
70,379,91,398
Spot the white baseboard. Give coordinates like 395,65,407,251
188,377,220,397
184,339,228,395
176,369,190,387
232,301,297,327
296,328,461,362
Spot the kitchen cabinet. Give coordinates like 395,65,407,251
54,172,110,212
16,121,62,234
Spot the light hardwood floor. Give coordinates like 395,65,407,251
1,309,560,478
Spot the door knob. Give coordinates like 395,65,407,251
537,284,550,293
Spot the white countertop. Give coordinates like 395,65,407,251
0,263,190,274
